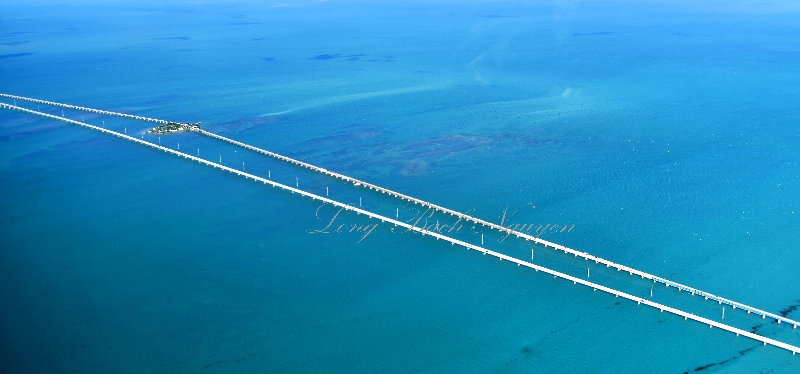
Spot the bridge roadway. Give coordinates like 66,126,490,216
3,95,799,330
196,129,800,329
2,100,799,356
0,93,168,124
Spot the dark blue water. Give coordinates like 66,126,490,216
2,1,800,372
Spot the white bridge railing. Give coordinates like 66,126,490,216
2,96,798,353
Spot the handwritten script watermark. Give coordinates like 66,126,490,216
307,203,574,243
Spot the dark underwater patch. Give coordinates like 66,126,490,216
0,53,34,60
309,54,341,60
401,134,494,160
310,53,370,61
683,347,753,373
252,38,267,41
1,32,34,37
261,57,278,62
291,128,383,153
345,54,369,61
0,122,64,142
779,300,799,317
2,41,30,46
287,122,562,178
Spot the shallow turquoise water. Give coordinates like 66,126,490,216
2,1,800,372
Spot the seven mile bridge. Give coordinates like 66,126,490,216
1,94,798,356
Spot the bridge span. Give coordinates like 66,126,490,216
0,93,168,124
200,116,800,329
2,96,799,353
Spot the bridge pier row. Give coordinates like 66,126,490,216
3,97,800,355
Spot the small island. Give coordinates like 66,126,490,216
147,122,201,134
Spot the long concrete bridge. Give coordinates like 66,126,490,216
2,97,799,355
0,93,168,124
195,128,800,328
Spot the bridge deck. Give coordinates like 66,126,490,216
198,122,799,328
2,96,798,354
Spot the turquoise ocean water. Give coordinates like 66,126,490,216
2,0,800,372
